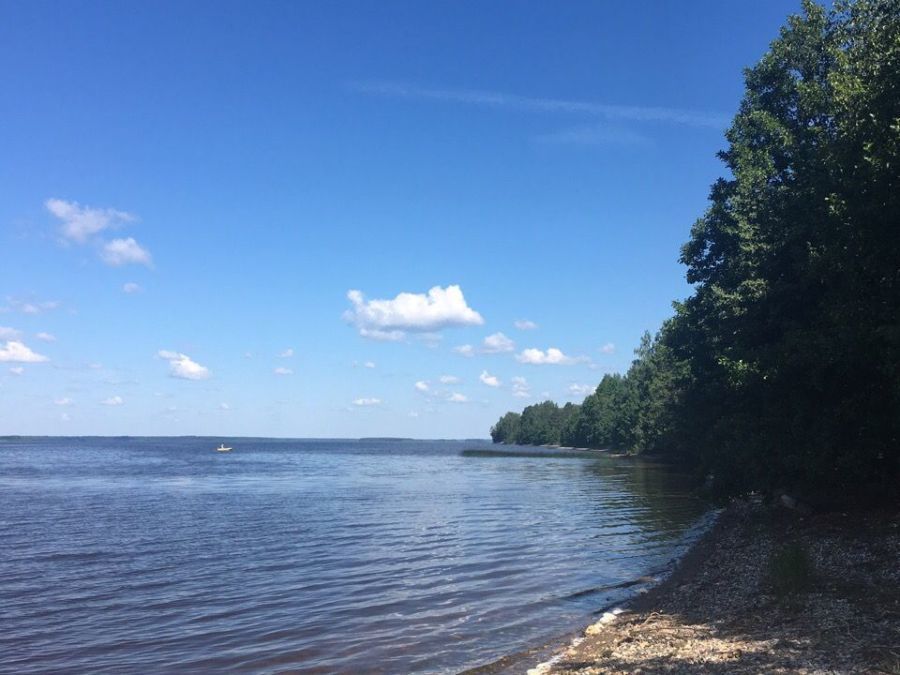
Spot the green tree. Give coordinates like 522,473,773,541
671,0,900,502
490,411,521,444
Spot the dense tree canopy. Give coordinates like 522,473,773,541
490,0,900,504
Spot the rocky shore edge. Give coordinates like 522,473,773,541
522,499,900,674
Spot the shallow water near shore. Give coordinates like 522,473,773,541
0,437,708,673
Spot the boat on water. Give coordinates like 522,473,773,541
215,443,233,453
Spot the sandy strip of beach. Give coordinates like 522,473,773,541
525,499,900,674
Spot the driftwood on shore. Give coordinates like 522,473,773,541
531,500,900,675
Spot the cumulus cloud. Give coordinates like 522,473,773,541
568,383,594,397
0,340,49,363
439,374,460,384
274,367,293,375
479,370,501,387
453,344,475,358
447,393,468,403
514,319,538,330
0,326,22,339
512,376,530,399
102,395,124,406
353,397,381,406
101,238,153,267
516,347,586,365
35,332,56,342
123,282,142,294
158,350,211,380
482,332,515,354
599,343,616,354
46,198,136,243
345,285,483,340
415,380,430,393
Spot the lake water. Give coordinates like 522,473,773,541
0,437,708,673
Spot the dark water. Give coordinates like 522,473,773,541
0,438,708,673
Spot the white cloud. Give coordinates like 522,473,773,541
6,299,60,315
482,332,515,354
123,282,142,294
453,344,475,358
568,383,594,397
359,327,405,341
274,367,293,375
352,81,730,129
46,198,136,243
364,361,376,369
0,340,49,363
599,343,616,354
514,319,538,331
516,347,585,365
345,285,484,339
158,350,211,380
9,366,24,376
101,238,153,267
102,395,124,406
0,326,22,339
439,374,460,384
353,397,381,406
278,348,294,358
414,380,430,392
54,397,73,406
447,392,468,403
219,402,231,410
512,376,530,398
35,332,56,342
479,370,501,387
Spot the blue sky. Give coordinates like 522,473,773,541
1,0,798,438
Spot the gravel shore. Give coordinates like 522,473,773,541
529,499,900,674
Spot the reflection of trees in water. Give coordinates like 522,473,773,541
577,458,707,535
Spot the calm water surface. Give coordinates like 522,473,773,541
0,438,708,673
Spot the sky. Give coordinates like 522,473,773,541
0,0,799,438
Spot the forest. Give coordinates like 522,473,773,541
491,0,899,504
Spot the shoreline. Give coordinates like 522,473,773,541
519,499,900,674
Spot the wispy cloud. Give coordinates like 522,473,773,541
514,319,538,331
351,81,730,129
353,397,381,406
101,238,153,267
274,367,293,376
278,348,294,358
101,395,124,406
46,198,136,243
534,124,651,147
123,282,142,294
599,342,616,354
481,332,515,354
35,332,56,342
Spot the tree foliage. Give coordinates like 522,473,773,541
491,0,900,504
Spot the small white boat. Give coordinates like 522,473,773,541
215,443,233,453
